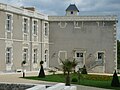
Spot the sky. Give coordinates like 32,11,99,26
0,0,120,39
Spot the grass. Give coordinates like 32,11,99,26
24,73,120,90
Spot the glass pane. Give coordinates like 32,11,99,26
98,52,104,59
76,53,80,57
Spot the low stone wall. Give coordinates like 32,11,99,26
26,83,77,90
26,85,46,90
0,83,77,90
0,83,34,90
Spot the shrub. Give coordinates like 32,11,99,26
71,78,78,82
111,70,120,87
40,61,44,64
81,65,87,74
82,74,111,81
48,69,56,75
38,61,45,78
21,60,27,67
22,60,26,64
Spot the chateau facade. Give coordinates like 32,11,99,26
0,3,118,73
49,4,118,73
0,3,49,71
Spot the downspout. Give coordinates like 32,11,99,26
41,20,43,62
30,17,32,71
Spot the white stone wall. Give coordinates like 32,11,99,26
0,3,49,71
49,17,117,73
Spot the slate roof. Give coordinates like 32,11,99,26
66,4,79,12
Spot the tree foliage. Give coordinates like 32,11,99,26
111,70,120,87
117,40,120,69
61,59,77,73
21,60,27,67
38,61,45,78
60,58,77,86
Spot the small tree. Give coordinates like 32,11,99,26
111,70,120,87
72,59,77,73
78,68,81,83
61,58,77,86
38,61,45,78
81,65,87,74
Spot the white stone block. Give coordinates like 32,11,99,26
70,86,77,90
46,83,65,90
26,85,46,90
63,86,70,90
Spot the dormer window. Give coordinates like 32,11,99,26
66,4,79,16
71,11,73,14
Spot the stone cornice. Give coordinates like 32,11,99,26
0,3,48,20
48,16,118,21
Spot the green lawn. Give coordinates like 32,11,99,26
24,73,120,90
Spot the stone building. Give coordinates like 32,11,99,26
0,3,49,71
49,4,118,73
0,3,118,73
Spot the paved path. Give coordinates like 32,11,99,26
0,71,111,90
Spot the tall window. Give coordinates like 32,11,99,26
58,51,67,64
6,47,11,64
76,52,83,58
33,49,37,63
33,20,37,35
23,48,28,61
45,23,48,36
23,18,28,33
45,50,48,62
75,51,84,63
6,14,12,31
98,52,104,61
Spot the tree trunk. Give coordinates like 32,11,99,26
65,71,71,86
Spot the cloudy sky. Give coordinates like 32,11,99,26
0,0,120,39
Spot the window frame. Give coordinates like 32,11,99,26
33,49,37,63
44,50,48,62
71,11,73,14
97,51,105,60
23,18,29,34
44,23,48,36
23,48,28,62
6,14,13,32
6,47,12,64
74,50,86,65
33,20,38,35
58,51,67,65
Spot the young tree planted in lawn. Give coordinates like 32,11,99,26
38,61,45,78
111,70,120,87
61,58,77,86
